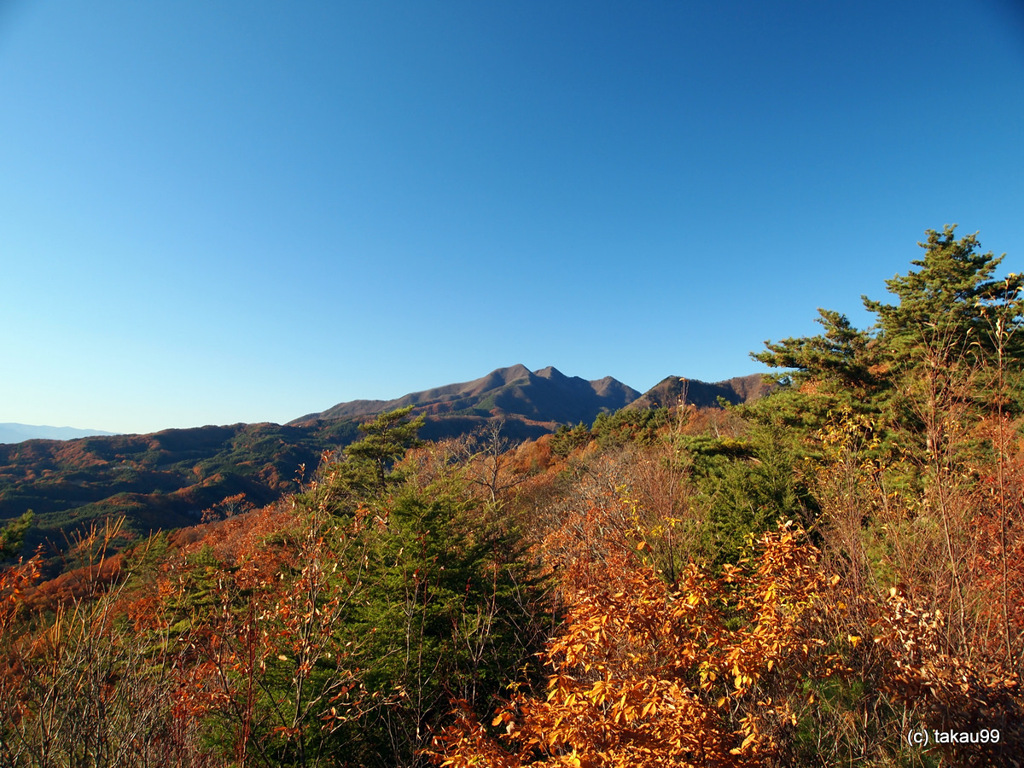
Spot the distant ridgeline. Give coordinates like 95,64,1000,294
0,423,118,445
0,365,771,562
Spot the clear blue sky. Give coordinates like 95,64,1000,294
2,0,1022,434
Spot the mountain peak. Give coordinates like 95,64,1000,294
289,366,771,434
533,365,565,380
493,364,532,383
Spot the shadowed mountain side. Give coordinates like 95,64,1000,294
627,374,775,410
290,365,642,427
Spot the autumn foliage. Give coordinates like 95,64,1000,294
430,522,839,767
1,227,1022,767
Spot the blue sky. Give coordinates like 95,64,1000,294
2,0,1022,434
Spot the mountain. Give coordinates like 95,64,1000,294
290,365,642,439
626,374,775,410
293,367,773,434
0,423,118,445
0,365,774,565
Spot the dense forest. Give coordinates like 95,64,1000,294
1,226,1021,767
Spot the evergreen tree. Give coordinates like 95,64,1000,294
0,511,33,560
352,476,542,766
300,408,547,765
754,226,1023,428
753,308,878,397
865,225,1022,374
332,406,426,496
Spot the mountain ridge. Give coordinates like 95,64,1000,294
289,364,642,428
291,365,771,430
1,365,774,563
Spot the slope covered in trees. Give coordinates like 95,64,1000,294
1,226,1021,767
0,370,769,570
0,420,362,568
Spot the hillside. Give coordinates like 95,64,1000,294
3,232,1020,767
1,365,772,563
0,420,359,562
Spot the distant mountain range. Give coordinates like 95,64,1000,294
0,423,118,445
0,365,773,561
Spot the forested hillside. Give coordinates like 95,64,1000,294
0,421,362,568
0,369,766,570
1,227,1021,767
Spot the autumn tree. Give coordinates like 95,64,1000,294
456,420,530,504
429,524,845,768
0,519,203,768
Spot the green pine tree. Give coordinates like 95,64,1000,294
344,406,426,492
864,225,1022,375
753,226,1023,437
0,511,33,560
